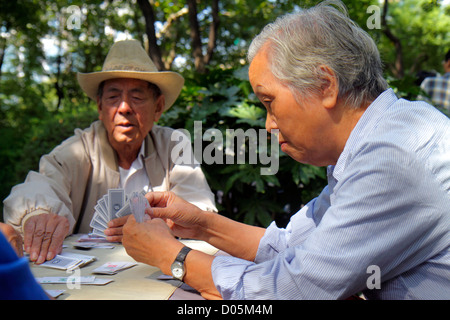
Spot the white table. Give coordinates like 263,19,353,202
29,234,218,300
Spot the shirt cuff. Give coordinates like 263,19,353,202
211,255,254,300
20,209,51,235
254,221,288,264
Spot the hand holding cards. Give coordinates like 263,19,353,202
90,188,151,238
130,191,152,223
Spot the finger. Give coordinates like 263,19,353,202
29,217,49,262
0,224,24,256
23,218,37,254
123,214,137,230
36,217,60,264
10,236,24,257
46,218,69,260
165,219,175,229
104,225,123,238
145,191,171,208
106,234,123,242
148,207,169,219
107,215,129,228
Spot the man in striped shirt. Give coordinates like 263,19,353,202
421,50,450,112
122,1,450,300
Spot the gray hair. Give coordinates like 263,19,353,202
247,0,388,108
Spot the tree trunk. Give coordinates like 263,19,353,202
187,0,220,73
382,0,404,78
137,0,166,71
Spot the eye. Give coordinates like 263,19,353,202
261,97,273,110
105,95,119,102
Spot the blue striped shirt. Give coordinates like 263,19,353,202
211,89,450,300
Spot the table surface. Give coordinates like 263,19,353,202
29,234,219,300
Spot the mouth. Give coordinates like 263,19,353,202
279,139,288,151
117,122,135,128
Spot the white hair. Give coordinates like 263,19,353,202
247,0,388,108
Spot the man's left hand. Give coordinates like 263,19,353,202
104,216,130,242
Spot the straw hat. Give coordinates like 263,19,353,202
77,40,184,111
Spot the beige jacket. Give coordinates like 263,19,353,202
3,121,216,234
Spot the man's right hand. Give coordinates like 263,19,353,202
23,213,70,264
145,191,207,240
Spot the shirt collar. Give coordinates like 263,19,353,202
132,140,146,171
329,88,398,181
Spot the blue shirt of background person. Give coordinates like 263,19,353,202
0,231,49,300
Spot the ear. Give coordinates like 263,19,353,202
318,65,339,109
444,59,450,72
97,98,103,120
153,95,165,122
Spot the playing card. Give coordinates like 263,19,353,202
36,276,113,286
45,289,65,298
108,189,125,220
91,227,107,238
92,261,137,275
40,255,83,270
90,212,108,230
129,191,152,223
98,197,109,221
115,202,131,218
36,276,96,284
89,188,149,236
93,204,109,226
60,252,96,267
77,234,109,243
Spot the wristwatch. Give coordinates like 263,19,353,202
171,246,192,281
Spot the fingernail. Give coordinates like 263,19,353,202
30,252,38,261
47,252,54,260
36,255,45,264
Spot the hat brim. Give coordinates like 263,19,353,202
77,70,185,111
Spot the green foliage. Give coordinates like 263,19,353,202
159,67,327,227
0,104,98,219
1,0,449,226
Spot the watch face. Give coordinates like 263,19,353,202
171,261,184,279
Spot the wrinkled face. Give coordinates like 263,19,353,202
249,48,337,166
97,78,164,153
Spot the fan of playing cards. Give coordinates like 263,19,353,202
90,188,151,238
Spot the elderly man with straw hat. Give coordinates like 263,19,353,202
3,40,217,265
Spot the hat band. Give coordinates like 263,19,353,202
104,64,155,72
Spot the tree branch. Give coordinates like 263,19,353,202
137,0,165,71
382,0,404,78
156,7,189,38
204,0,220,66
187,0,205,73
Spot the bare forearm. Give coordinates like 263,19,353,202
198,210,266,261
184,250,221,299
155,239,221,299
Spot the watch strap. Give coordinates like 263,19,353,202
175,246,192,263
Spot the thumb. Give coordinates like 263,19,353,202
147,207,167,219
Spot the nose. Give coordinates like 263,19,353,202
118,98,133,115
265,113,277,133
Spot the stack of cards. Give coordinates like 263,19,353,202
40,252,96,271
90,189,150,238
